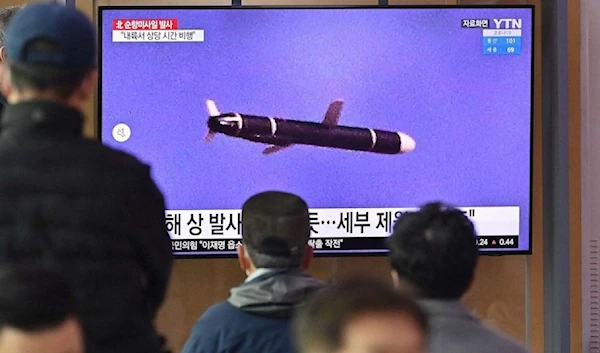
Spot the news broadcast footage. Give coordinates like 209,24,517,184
98,6,534,257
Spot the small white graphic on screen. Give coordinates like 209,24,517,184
112,123,131,143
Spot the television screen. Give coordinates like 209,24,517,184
98,5,534,257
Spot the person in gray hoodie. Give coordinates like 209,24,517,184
181,191,326,353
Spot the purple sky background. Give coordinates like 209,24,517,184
100,7,533,251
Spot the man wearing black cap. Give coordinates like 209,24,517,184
181,191,326,353
0,3,172,353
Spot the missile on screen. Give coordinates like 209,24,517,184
204,99,416,155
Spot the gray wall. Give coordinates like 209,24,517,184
541,1,572,353
580,0,599,351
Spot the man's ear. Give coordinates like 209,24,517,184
300,245,314,270
76,69,97,102
236,245,250,273
0,61,12,100
0,46,5,62
391,270,401,289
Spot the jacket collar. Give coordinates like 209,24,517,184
0,100,83,138
228,268,326,318
245,268,285,283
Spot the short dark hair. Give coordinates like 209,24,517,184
0,6,20,49
242,191,311,268
294,276,428,353
0,265,79,332
388,202,479,300
8,38,90,99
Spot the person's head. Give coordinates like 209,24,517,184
0,3,97,110
294,276,428,353
0,266,84,353
388,202,479,300
237,191,313,274
0,6,20,63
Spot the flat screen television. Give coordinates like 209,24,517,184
98,5,534,257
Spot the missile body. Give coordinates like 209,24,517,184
210,113,412,154
205,100,416,155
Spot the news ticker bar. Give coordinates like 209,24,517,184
165,206,520,239
112,30,204,42
112,19,179,30
476,236,519,249
171,235,519,254
111,30,522,42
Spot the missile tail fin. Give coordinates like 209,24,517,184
263,144,292,155
206,99,221,117
322,100,343,127
205,131,216,142
205,99,220,142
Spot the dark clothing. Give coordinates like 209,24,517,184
0,101,173,353
0,94,6,118
181,269,325,353
419,299,529,353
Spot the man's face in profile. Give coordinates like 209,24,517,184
0,318,84,353
336,311,426,353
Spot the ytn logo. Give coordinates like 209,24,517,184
493,18,522,29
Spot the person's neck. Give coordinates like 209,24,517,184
244,268,291,283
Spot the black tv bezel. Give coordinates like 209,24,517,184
97,4,535,258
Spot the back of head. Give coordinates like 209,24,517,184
2,2,96,100
388,202,479,300
242,191,310,268
294,276,428,353
0,265,78,332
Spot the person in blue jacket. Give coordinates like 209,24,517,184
181,191,326,353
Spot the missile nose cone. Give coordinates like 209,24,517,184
398,132,416,153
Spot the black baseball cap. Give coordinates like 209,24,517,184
241,191,311,257
5,3,96,69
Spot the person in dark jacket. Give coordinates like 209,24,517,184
0,3,173,353
388,202,529,353
0,6,20,115
181,191,326,353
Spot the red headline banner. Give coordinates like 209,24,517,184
112,19,179,30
